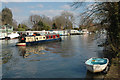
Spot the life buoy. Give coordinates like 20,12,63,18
22,38,24,40
33,34,36,36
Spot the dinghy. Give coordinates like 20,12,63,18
85,57,109,73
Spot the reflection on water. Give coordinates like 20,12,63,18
85,70,105,79
18,46,46,58
2,35,104,78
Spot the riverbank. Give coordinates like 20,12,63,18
104,58,120,80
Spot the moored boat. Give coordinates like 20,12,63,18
16,33,62,46
16,43,26,46
85,57,109,73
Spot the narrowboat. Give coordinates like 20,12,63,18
85,57,109,73
16,33,62,46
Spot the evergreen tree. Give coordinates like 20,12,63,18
2,8,13,25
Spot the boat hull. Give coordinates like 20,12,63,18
16,43,26,46
16,37,61,46
86,63,108,73
85,58,109,73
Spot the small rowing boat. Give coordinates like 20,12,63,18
16,33,62,46
85,57,109,73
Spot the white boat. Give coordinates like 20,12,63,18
16,43,26,46
85,57,109,73
7,32,19,39
0,32,19,40
0,32,6,40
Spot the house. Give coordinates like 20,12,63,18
0,24,13,39
81,29,89,34
0,24,13,33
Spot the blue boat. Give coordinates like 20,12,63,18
85,57,109,73
16,33,62,46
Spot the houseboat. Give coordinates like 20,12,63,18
16,33,62,46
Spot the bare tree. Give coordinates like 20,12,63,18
53,15,65,29
29,15,42,25
41,15,52,28
12,19,18,31
72,2,120,56
61,11,75,29
53,11,75,29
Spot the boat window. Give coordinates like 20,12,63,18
36,34,40,36
51,36,53,38
27,33,29,35
43,37,45,39
46,36,49,39
36,38,38,40
57,35,59,38
49,35,51,39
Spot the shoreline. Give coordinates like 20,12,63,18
104,58,120,80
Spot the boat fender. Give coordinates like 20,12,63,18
33,33,36,36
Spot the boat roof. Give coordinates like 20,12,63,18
25,33,58,37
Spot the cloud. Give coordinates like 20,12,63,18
3,2,9,4
9,7,22,13
60,5,71,10
37,4,43,8
30,9,79,19
28,4,43,8
13,16,28,24
30,10,64,18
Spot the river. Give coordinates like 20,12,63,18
1,35,105,79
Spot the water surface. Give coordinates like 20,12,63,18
1,35,104,78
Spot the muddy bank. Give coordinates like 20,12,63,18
104,58,120,80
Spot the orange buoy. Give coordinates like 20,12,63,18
22,38,24,40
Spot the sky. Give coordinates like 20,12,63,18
0,1,93,27
1,2,89,26
1,0,118,27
